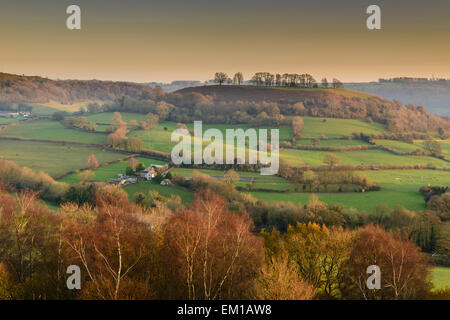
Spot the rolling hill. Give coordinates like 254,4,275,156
175,85,376,104
0,72,150,104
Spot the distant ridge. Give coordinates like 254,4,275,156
0,72,150,104
346,81,450,116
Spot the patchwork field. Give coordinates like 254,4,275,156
129,121,292,154
0,139,125,177
295,139,371,147
374,139,424,153
280,148,449,168
297,116,386,139
0,119,107,144
170,167,294,191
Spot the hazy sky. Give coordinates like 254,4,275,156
1,0,450,83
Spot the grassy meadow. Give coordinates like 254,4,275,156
0,139,125,177
297,116,386,139
280,148,449,168
0,119,107,144
248,169,449,212
432,267,450,290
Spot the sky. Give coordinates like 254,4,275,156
1,0,450,83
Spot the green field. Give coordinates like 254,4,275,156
0,119,107,144
37,101,102,113
170,167,294,191
0,139,125,177
374,139,424,153
415,139,450,158
84,112,147,124
124,181,193,204
280,148,449,168
432,267,450,290
298,116,386,139
59,157,167,184
248,169,449,212
295,139,371,147
129,121,292,154
0,117,27,125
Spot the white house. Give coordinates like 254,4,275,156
139,167,157,180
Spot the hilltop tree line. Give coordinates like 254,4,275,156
214,72,343,89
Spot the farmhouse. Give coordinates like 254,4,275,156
139,167,157,180
138,164,167,181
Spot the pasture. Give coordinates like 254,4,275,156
129,121,292,154
295,139,371,147
170,167,294,191
280,148,449,168
248,169,449,212
298,116,386,139
0,119,107,144
374,139,424,153
0,139,125,177
432,267,450,290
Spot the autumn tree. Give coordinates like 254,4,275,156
128,157,139,171
323,153,340,167
223,169,240,185
62,185,155,299
87,154,99,170
0,191,72,299
292,116,304,139
140,113,159,130
162,191,263,299
253,255,316,300
261,222,352,299
78,170,95,182
423,140,442,156
344,224,432,300
292,102,305,115
112,112,126,130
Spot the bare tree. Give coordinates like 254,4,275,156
214,72,228,85
233,72,244,85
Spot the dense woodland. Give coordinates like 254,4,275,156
0,181,448,300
